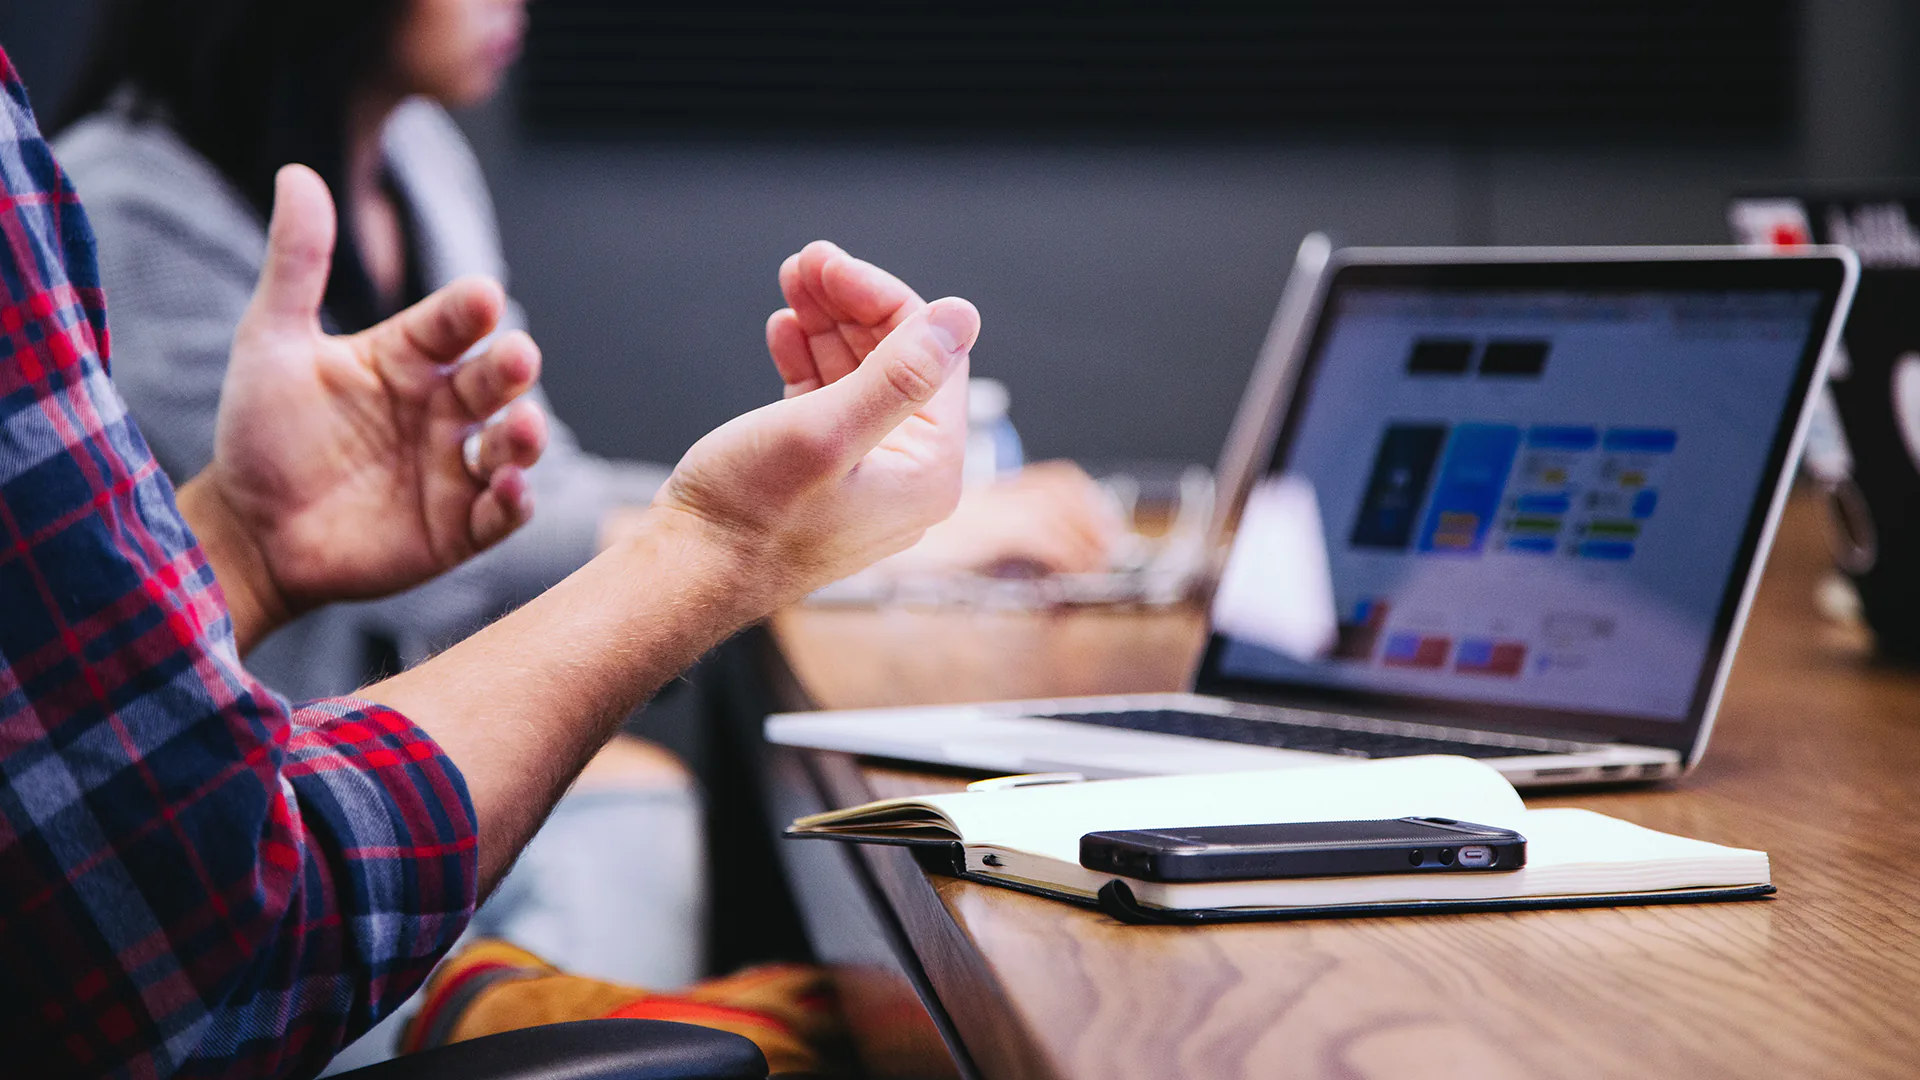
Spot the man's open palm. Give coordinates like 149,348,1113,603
203,165,548,616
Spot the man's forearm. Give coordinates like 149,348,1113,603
360,506,769,890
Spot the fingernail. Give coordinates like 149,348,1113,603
926,302,974,360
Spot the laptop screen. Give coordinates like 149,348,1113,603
1198,256,1848,748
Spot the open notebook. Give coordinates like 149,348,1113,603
787,757,1772,923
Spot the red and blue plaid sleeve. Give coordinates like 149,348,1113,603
0,50,478,1079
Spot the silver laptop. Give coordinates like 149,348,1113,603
770,246,1858,788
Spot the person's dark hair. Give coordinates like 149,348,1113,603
60,0,411,332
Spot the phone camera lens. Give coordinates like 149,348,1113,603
1437,848,1456,866
1408,849,1424,866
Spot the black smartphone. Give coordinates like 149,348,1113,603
1079,817,1527,882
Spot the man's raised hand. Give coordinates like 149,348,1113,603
761,242,1122,580
654,253,977,612
765,240,925,397
181,165,548,648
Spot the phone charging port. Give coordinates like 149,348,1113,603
1456,845,1494,868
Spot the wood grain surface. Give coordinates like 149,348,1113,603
769,493,1920,1080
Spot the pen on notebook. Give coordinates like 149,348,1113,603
966,772,1087,792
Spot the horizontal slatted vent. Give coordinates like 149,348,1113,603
522,1,1794,139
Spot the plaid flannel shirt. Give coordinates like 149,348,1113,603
0,50,477,1079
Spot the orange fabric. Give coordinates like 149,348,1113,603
403,940,843,1075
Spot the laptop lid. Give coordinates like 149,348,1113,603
1210,232,1334,542
1192,247,1857,762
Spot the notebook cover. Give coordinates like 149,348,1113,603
1091,878,1776,924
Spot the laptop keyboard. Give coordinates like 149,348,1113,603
1035,709,1590,760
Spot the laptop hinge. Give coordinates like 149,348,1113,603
1213,688,1630,748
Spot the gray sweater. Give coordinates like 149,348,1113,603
57,98,669,700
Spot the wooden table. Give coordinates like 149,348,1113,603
759,493,1920,1080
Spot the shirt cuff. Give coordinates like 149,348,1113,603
281,696,479,1028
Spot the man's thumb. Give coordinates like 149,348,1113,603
249,165,336,327
795,297,979,453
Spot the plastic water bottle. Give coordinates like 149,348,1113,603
965,377,1024,486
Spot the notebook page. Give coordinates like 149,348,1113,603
1118,808,1770,909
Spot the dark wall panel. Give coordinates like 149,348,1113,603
524,1,1794,138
